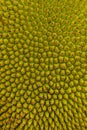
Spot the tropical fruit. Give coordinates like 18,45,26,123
0,0,87,130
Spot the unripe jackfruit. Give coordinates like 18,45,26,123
0,0,87,130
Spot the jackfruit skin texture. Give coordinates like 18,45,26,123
0,0,87,130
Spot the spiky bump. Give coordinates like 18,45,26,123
0,0,87,130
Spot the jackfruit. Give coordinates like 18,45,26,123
0,0,87,130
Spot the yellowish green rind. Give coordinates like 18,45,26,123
0,0,87,130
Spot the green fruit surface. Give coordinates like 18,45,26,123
0,0,87,130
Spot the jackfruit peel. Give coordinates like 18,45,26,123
0,0,87,130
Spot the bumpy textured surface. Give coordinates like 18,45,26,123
0,0,87,130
